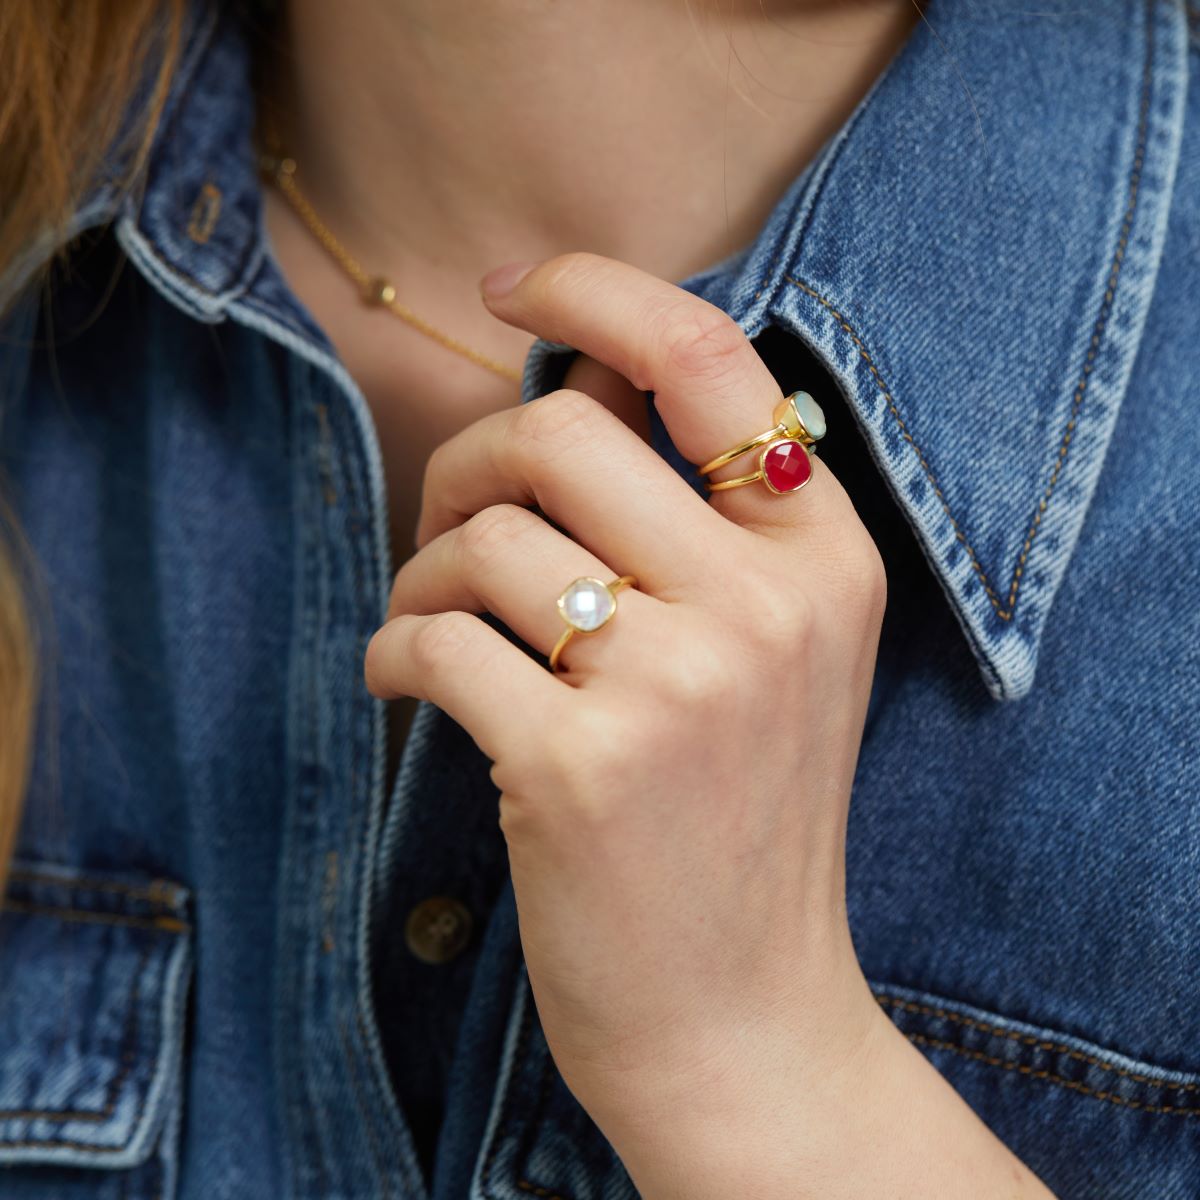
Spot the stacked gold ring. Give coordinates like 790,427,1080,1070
699,390,826,494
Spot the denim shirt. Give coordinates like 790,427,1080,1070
1,1,1197,1197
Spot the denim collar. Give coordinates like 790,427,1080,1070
20,0,1190,702
519,0,1189,702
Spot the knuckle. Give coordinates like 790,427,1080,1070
654,638,730,714
652,298,749,383
506,388,599,464
409,610,477,672
558,705,643,817
826,531,888,626
455,503,534,572
860,539,889,614
747,579,817,658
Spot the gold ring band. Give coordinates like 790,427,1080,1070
550,574,637,673
697,390,826,476
705,438,815,493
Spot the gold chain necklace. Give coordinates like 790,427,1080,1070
259,146,523,386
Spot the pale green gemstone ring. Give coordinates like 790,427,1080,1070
697,390,826,479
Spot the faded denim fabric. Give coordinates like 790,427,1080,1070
0,1,1197,1198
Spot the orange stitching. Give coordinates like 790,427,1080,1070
314,402,339,506
517,1011,578,1200
185,182,222,245
320,851,338,954
486,985,582,1200
479,980,550,1199
7,869,184,908
0,1134,148,1153
517,1182,572,1200
754,250,780,302
884,994,1200,1089
783,276,1009,613
781,0,1154,623
906,1032,1200,1117
877,995,1200,1093
2,900,188,934
1000,0,1153,616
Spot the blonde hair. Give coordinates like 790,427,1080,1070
0,0,186,891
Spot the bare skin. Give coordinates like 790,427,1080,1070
260,0,925,755
262,2,1056,1195
261,0,922,569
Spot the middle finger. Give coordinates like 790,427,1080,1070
479,251,831,537
414,387,736,600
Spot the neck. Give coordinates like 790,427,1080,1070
265,0,919,289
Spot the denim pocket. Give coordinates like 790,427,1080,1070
0,861,193,1200
873,982,1200,1198
475,965,1200,1200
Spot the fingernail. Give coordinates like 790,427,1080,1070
480,260,536,299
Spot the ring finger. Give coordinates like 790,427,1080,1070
388,500,670,679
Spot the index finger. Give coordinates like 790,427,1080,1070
480,251,851,538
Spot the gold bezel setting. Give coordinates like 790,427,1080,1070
556,575,618,634
549,575,638,673
698,389,826,479
758,438,815,494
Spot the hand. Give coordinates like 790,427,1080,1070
364,247,886,1118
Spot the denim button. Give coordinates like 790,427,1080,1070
404,896,474,964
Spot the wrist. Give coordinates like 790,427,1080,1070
585,926,884,1199
600,978,1055,1200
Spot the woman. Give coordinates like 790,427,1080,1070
0,0,1196,1197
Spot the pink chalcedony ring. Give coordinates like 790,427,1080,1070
705,437,815,494
699,390,826,496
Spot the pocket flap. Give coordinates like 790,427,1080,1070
0,861,193,1169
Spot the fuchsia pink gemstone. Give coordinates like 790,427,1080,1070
761,439,813,493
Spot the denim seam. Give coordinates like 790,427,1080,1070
995,0,1155,616
336,1016,396,1200
515,1023,569,1200
221,297,397,1197
277,359,337,1200
878,995,1200,1093
515,1182,571,1200
0,902,189,935
784,273,1012,621
881,993,1200,1117
478,980,537,1199
301,373,344,1200
780,0,1155,624
0,941,153,1141
116,214,266,322
336,378,427,1196
185,183,223,246
6,869,185,908
478,980,581,1200
904,1033,1200,1118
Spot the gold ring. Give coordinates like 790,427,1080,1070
697,390,826,477
705,437,816,494
549,574,637,673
